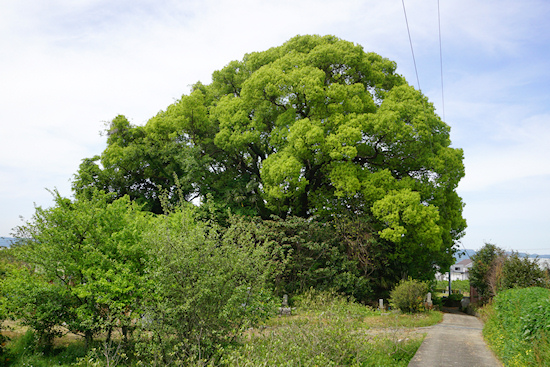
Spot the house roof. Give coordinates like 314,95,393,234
455,258,473,266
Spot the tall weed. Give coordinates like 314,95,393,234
223,290,424,366
223,320,422,366
292,289,377,319
4,329,87,366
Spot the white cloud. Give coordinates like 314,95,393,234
458,113,550,192
1,0,550,255
459,175,550,253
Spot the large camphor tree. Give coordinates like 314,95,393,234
74,35,466,283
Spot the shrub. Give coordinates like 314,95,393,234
496,252,548,292
470,243,505,303
0,256,11,363
5,329,36,359
292,289,376,320
2,330,88,367
451,279,470,293
389,279,429,313
470,244,548,304
257,216,373,302
138,208,277,365
9,191,151,350
222,320,422,367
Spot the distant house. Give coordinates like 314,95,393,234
436,258,473,281
451,259,473,280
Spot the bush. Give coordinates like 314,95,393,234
2,331,87,367
496,252,548,292
470,244,548,304
292,289,376,320
389,279,429,313
470,243,505,303
451,279,470,293
137,208,277,365
0,258,10,364
222,320,422,367
5,329,36,358
8,191,151,350
257,216,373,302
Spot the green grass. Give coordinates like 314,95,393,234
1,329,88,367
221,290,440,366
222,322,424,366
481,287,550,367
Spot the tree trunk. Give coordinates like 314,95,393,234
85,330,94,350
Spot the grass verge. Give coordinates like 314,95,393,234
481,287,550,367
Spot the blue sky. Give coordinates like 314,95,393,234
1,0,549,254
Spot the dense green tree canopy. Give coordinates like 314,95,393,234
74,34,466,274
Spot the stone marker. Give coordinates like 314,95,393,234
280,294,292,315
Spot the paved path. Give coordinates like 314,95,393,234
408,311,502,367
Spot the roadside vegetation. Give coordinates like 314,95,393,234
470,243,550,366
0,290,441,366
481,287,550,367
222,290,441,367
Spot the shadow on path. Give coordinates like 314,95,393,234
408,309,502,367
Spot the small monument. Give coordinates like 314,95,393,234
279,294,292,316
426,292,433,309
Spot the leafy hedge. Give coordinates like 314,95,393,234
483,287,550,366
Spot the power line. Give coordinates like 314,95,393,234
437,0,446,121
460,242,473,260
401,0,422,92
401,0,447,123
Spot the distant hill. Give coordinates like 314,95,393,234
454,249,476,261
453,248,550,262
520,252,550,259
0,237,16,248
